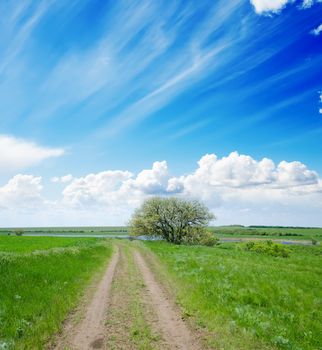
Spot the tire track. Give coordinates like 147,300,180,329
134,250,202,350
54,248,119,350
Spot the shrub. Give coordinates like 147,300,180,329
14,229,24,236
183,228,219,246
311,238,318,246
242,240,290,258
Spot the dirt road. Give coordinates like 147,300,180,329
53,242,201,349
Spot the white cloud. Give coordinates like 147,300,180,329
250,0,290,14
122,161,169,194
0,135,64,173
0,174,43,210
170,152,318,191
319,108,322,114
250,0,322,14
310,23,322,36
62,170,133,208
1,152,322,226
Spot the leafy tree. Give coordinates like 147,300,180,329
129,197,215,244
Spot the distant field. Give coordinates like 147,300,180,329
0,226,128,236
0,236,112,349
209,226,322,241
1,226,321,242
144,241,322,349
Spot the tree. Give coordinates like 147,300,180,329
129,197,215,244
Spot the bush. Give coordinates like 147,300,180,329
183,228,219,247
14,229,24,236
242,240,290,258
311,238,318,246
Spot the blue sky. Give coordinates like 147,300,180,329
0,0,322,227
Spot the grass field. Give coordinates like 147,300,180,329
0,236,112,349
1,226,321,242
0,226,128,236
143,241,322,349
209,226,322,241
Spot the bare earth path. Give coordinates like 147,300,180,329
134,250,201,350
53,242,201,349
54,248,119,350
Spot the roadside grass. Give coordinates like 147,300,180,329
0,237,112,349
105,241,162,349
144,241,322,350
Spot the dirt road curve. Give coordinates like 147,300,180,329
53,243,201,349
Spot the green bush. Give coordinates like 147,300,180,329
183,228,219,246
14,229,24,236
311,238,318,246
242,240,290,258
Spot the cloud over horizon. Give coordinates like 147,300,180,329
1,152,321,227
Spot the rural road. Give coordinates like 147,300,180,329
52,242,201,349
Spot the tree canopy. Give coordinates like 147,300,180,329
129,197,215,244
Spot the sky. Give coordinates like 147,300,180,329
0,0,322,227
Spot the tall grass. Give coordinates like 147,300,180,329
0,237,112,349
145,242,322,349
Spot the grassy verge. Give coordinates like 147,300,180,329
0,236,113,349
105,241,162,349
144,241,322,350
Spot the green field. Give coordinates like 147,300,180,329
1,233,321,349
0,226,128,236
0,236,112,349
1,226,321,243
210,226,322,241
143,241,322,349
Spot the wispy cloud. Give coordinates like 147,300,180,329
310,23,322,35
0,134,64,173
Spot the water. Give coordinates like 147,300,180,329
2,233,316,245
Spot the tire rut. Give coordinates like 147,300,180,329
133,250,202,350
53,248,119,350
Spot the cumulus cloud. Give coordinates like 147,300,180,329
1,152,322,226
250,0,322,14
0,135,64,173
310,23,322,36
169,152,318,192
0,174,43,210
250,0,290,14
60,152,321,214
62,170,133,208
122,161,169,194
